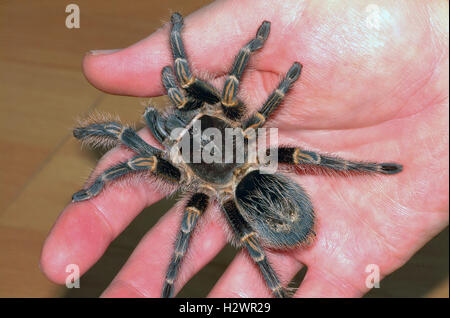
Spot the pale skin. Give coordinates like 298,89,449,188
40,0,449,297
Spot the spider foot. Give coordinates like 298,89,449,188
162,281,175,298
272,286,288,298
378,163,403,174
72,189,93,202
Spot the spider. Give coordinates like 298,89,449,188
71,13,403,298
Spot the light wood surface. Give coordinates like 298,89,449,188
0,0,448,298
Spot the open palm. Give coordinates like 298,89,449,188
41,0,449,297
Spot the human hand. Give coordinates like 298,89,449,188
41,0,449,297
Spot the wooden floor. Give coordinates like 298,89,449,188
0,0,447,298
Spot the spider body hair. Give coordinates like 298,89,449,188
235,170,315,249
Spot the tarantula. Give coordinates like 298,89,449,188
72,13,403,298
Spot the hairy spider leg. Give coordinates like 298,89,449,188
143,106,170,144
170,13,220,104
161,66,204,111
72,155,181,202
73,121,161,156
162,192,210,298
275,147,403,174
221,21,271,121
221,199,287,298
244,62,302,135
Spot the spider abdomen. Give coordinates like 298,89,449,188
235,170,315,248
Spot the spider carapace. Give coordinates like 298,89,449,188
72,13,403,298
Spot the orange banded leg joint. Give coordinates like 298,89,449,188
162,192,210,298
243,112,265,138
73,121,160,156
221,199,287,298
221,75,246,121
221,21,270,121
276,147,403,174
244,62,302,131
169,13,220,105
72,155,180,202
162,66,203,111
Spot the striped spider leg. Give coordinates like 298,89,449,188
72,120,181,202
162,191,210,297
244,62,302,135
221,20,271,121
221,198,287,298
274,147,403,175
169,13,220,106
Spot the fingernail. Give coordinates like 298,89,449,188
88,48,122,56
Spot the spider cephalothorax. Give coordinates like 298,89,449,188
72,13,402,298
